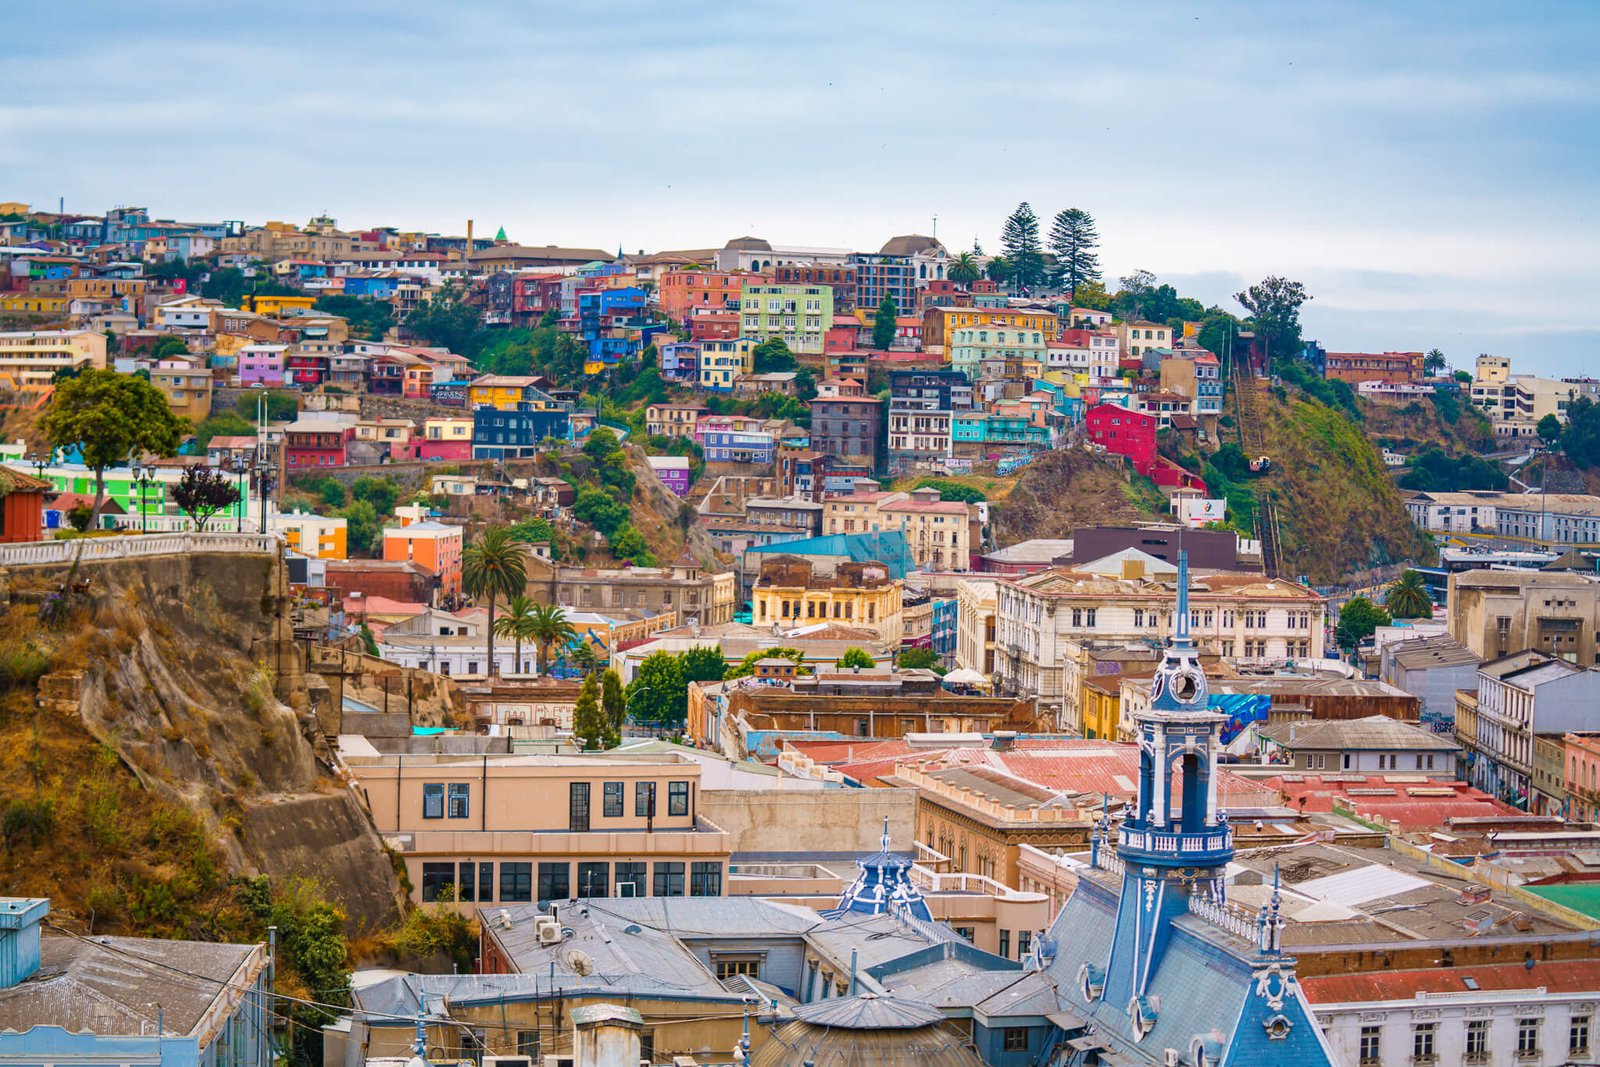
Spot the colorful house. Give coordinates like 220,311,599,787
1085,402,1156,475
739,283,834,355
383,521,463,597
412,416,474,462
282,418,353,469
236,343,287,387
697,337,755,392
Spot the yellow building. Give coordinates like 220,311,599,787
1081,676,1123,741
270,511,348,559
243,294,315,317
468,374,547,411
150,360,214,422
0,293,69,317
751,557,904,644
0,329,107,388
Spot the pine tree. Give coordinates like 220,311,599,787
573,671,610,750
600,667,626,736
872,294,898,350
999,202,1045,294
1048,208,1102,297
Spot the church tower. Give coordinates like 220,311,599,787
1098,549,1234,1036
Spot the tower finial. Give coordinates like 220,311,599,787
1176,548,1191,642
881,815,890,854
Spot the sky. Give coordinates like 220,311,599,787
4,1,1598,375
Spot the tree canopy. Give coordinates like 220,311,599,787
872,294,898,351
1335,596,1391,650
999,203,1045,293
1234,275,1310,361
1048,208,1101,296
171,467,242,531
627,651,688,730
43,368,187,521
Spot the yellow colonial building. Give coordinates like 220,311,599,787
243,294,316,317
751,556,904,644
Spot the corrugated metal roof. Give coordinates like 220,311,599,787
1302,959,1600,1004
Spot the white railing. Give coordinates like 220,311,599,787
1187,893,1258,942
1097,847,1126,877
1119,826,1233,855
0,532,278,567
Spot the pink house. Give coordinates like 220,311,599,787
410,416,474,462
238,344,287,387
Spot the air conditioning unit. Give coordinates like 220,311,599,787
484,1057,532,1067
1163,1051,1182,1067
536,918,563,945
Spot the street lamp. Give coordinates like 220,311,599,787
130,460,157,535
253,457,277,535
27,452,48,481
229,455,249,532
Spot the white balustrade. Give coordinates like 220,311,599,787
0,532,278,567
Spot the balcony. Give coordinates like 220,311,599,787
1118,824,1233,863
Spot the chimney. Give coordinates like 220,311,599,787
571,1004,644,1067
466,219,474,255
0,898,49,989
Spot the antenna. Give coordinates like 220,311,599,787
932,213,938,240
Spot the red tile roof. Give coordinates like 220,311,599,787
1301,960,1600,1004
1261,774,1518,829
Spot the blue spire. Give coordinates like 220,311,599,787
1175,548,1192,644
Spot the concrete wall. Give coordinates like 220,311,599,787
243,790,404,934
700,786,917,853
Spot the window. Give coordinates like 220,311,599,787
636,781,656,817
1465,1019,1488,1059
537,862,570,902
421,862,455,902
1002,1029,1028,1053
1412,1022,1436,1062
570,782,591,832
668,781,690,816
1018,930,1032,959
1573,1015,1591,1055
1518,1018,1539,1057
516,1031,540,1059
577,862,608,898
691,862,721,896
999,929,1010,958
954,926,975,942
421,783,445,819
447,783,470,819
615,862,647,897
1359,1025,1380,1064
654,861,685,897
456,862,486,902
603,781,624,817
714,955,762,980
499,862,532,902
477,862,494,903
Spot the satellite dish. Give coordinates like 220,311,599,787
564,948,596,977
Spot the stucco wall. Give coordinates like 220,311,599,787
699,786,917,853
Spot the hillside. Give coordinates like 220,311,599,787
989,449,1167,545
1361,393,1495,455
1256,394,1436,582
0,549,403,938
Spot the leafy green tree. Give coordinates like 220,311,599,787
567,639,601,676
359,623,380,657
896,647,943,672
574,486,629,538
404,281,485,357
191,409,255,450
752,338,797,373
724,646,809,678
1335,596,1391,651
1113,269,1158,320
872,294,898,351
948,252,981,286
1233,275,1311,362
601,667,626,735
152,335,190,359
999,202,1045,292
608,523,656,566
335,500,381,555
507,515,555,544
912,478,984,503
350,475,400,515
462,526,529,676
234,876,350,1067
1384,570,1434,620
1538,413,1564,449
234,389,298,424
1048,208,1101,295
43,368,187,524
628,651,687,729
837,646,875,670
1424,348,1447,377
573,671,612,750
493,595,541,673
171,466,241,532
1197,311,1241,361
1070,278,1112,310
1562,397,1600,468
1395,447,1508,492
680,646,727,683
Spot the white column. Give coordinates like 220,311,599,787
1153,732,1168,827
1206,738,1220,825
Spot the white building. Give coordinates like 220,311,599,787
375,607,534,677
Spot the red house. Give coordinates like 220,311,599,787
1085,402,1156,476
0,470,50,543
283,419,353,469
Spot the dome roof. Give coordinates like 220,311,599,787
794,992,945,1029
724,236,773,251
879,234,945,256
754,1001,983,1067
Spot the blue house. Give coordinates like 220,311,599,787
473,402,571,459
0,897,271,1067
1038,553,1337,1066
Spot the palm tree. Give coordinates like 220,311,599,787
461,526,528,677
493,595,540,674
948,251,981,287
1384,569,1433,620
527,603,578,675
985,255,1013,285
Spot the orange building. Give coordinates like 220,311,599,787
383,521,463,597
658,269,761,322
1323,350,1426,385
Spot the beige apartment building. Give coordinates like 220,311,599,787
988,553,1326,729
954,578,998,677
1448,569,1600,666
528,553,737,626
0,329,108,387
822,484,977,572
150,357,214,421
349,751,731,911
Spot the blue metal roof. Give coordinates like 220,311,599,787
744,530,915,579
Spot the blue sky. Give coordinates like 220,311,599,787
4,1,1597,374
